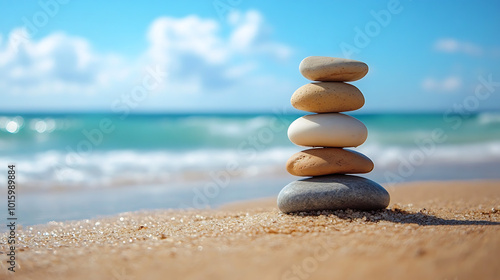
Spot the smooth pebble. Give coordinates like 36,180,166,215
286,148,373,176
299,56,368,82
288,113,367,147
277,175,390,213
291,82,365,113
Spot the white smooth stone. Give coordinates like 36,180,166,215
288,113,367,147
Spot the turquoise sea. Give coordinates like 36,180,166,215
0,112,499,226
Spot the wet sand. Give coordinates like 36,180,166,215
1,180,499,280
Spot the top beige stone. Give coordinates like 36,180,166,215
299,56,369,82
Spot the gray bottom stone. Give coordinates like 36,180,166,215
277,175,390,213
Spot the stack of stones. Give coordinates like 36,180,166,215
277,56,390,213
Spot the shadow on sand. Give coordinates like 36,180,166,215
291,208,500,226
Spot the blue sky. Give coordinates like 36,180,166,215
1,0,499,113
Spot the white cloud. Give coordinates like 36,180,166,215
0,10,292,100
434,38,483,56
422,76,462,92
145,10,292,94
0,28,129,95
228,11,291,60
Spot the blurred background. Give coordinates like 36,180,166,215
0,0,499,226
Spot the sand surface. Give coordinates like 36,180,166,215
1,180,499,280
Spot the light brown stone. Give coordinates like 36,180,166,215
299,56,368,82
286,148,373,176
291,82,365,113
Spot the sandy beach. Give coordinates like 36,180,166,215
1,180,499,280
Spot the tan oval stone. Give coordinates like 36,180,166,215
286,148,374,176
299,56,368,82
291,82,365,113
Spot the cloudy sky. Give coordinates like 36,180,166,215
1,0,499,113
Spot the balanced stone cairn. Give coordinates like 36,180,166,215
277,56,390,213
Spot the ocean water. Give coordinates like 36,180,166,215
0,112,499,226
